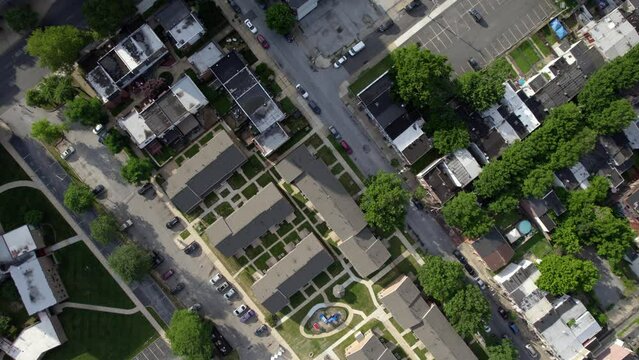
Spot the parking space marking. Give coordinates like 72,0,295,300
440,29,454,44
477,1,488,14
478,52,489,63
514,23,525,36
532,8,542,22
436,37,449,50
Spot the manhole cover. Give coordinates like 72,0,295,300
336,26,342,33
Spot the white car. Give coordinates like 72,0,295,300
244,19,257,34
224,288,236,300
210,273,223,285
333,56,347,69
525,344,540,358
92,123,104,135
60,146,75,160
295,84,309,99
233,304,248,316
476,278,486,290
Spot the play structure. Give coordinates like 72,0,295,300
319,312,341,324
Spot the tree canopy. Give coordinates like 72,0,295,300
417,255,465,303
587,99,636,135
457,67,505,111
121,157,154,184
64,97,107,126
487,339,518,360
443,285,491,338
265,3,296,35
424,106,470,154
360,172,410,234
167,310,212,360
522,168,554,198
551,219,582,254
547,128,597,170
0,315,11,337
442,191,494,238
391,44,452,109
104,130,129,154
108,243,151,283
82,0,135,37
26,75,77,109
63,182,94,213
5,5,38,32
536,254,599,295
90,215,119,244
26,25,92,71
487,194,519,215
31,119,66,144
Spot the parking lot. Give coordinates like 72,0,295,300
133,338,176,360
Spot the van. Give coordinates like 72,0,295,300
348,41,365,56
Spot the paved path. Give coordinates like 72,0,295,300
45,235,82,252
0,179,39,193
55,301,139,315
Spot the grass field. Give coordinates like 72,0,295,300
509,40,541,74
54,242,134,309
0,144,28,186
512,232,554,262
45,309,157,360
349,55,393,95
326,282,376,315
0,186,75,246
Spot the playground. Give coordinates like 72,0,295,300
304,306,348,335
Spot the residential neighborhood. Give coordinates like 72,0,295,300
2,0,639,359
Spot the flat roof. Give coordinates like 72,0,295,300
118,110,154,147
8,312,65,360
170,75,208,113
206,183,294,256
10,256,59,315
2,225,40,259
252,233,334,313
338,228,390,277
188,42,224,75
154,0,191,29
101,24,165,81
254,123,290,156
169,14,205,49
168,131,247,213
581,8,639,60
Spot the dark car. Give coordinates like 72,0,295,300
255,0,267,9
284,33,294,43
468,57,481,71
508,322,520,334
92,184,105,196
166,217,180,229
211,325,233,355
255,324,269,336
256,34,270,49
137,182,153,195
464,263,477,277
98,131,108,144
497,306,509,320
184,241,199,255
308,100,321,114
240,309,256,323
227,0,242,14
171,283,185,295
377,19,394,32
151,250,164,269
405,0,421,11
452,249,467,264
328,126,342,140
469,8,482,22
411,198,424,210
162,269,175,280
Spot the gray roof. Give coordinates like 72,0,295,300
206,183,294,256
168,131,247,213
338,228,390,277
252,233,333,313
379,276,476,360
154,0,191,30
345,331,397,360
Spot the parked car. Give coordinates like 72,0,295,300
119,219,133,231
483,323,491,333
240,309,256,323
151,250,164,269
464,263,477,277
308,100,321,114
328,126,342,140
468,57,481,71
469,8,482,22
60,146,75,160
508,322,520,334
171,283,185,295
210,273,224,285
295,84,309,99
255,0,267,9
497,306,508,319
91,184,105,196
166,217,180,229
211,325,233,355
411,198,424,210
256,34,270,49
339,140,353,154
348,41,365,56
525,344,540,358
284,33,294,43
184,241,199,254
377,19,394,32
137,182,153,195
255,324,269,336
216,281,230,293
244,19,257,34
233,304,248,316
188,303,202,313
227,0,242,13
405,0,421,11
92,123,105,135
224,288,236,300
98,131,108,144
475,278,486,290
452,249,467,264
333,56,347,68
162,269,175,280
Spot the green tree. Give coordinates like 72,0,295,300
413,187,427,201
567,176,609,214
487,339,518,360
433,125,470,154
121,157,154,184
0,315,10,336
82,0,135,37
442,191,494,238
104,130,129,154
443,285,491,338
588,207,634,265
265,3,296,35
31,119,66,144
488,194,519,215
391,44,452,109
64,97,107,126
417,255,465,303
5,5,38,32
536,254,599,295
457,68,505,111
522,168,554,198
167,310,212,360
24,209,44,226
552,219,582,254
26,25,92,71
90,215,119,244
108,243,152,283
27,75,77,109
548,128,598,170
588,99,637,135
360,172,410,234
63,182,94,213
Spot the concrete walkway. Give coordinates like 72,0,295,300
45,234,82,252
0,179,39,193
54,301,139,315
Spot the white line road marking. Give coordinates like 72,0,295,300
478,52,488,63
477,1,488,14
514,23,524,36
532,8,541,22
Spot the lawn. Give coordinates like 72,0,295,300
327,261,344,277
256,172,274,187
241,155,265,180
241,183,259,199
283,232,300,245
513,232,555,261
0,186,75,246
338,173,360,197
269,242,287,259
304,133,323,149
328,138,367,182
0,144,28,185
509,39,541,74
331,163,344,175
0,280,32,340
495,209,521,230
387,236,406,258
260,231,279,248
202,212,216,225
53,242,134,308
276,221,294,237
245,244,265,260
45,309,157,360
333,319,397,360
279,97,297,115
531,33,553,57
326,282,376,315
198,131,214,146
180,229,191,239
183,144,200,158
316,146,337,166
254,253,271,272
214,202,234,217
373,257,419,294
404,332,418,346
313,272,331,288
410,149,442,174
349,54,392,95
227,172,247,190
316,222,330,237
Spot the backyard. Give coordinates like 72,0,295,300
509,39,542,74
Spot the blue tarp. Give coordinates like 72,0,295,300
550,18,568,40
